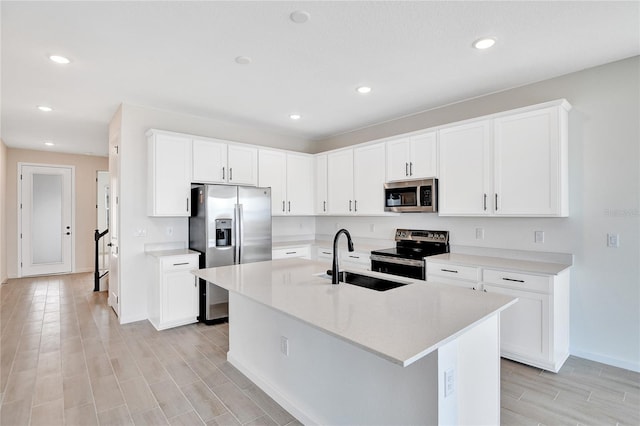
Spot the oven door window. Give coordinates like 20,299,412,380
371,259,424,280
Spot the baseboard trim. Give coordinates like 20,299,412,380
571,348,640,373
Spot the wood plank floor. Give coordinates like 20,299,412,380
1,273,638,425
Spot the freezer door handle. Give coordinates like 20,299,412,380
236,204,244,263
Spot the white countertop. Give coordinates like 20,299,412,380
193,258,515,366
146,249,201,258
426,253,571,275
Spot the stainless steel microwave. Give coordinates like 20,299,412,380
384,178,438,213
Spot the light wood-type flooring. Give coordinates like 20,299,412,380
1,273,638,425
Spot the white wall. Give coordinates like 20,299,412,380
0,139,7,284
314,56,640,371
115,104,310,323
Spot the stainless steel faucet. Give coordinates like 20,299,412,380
332,229,354,284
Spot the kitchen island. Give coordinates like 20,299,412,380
193,259,516,425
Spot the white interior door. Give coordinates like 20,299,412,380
108,132,120,317
20,164,74,276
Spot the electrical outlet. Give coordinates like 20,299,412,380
444,368,455,397
607,233,619,248
475,227,484,240
134,228,147,237
534,231,544,243
280,336,289,357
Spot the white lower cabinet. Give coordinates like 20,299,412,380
272,246,311,260
482,268,570,372
426,261,481,290
427,259,570,372
340,250,371,271
148,253,200,331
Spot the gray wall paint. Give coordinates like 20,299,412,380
315,56,640,371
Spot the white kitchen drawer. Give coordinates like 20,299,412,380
426,275,479,291
161,256,199,272
315,247,333,260
426,262,480,282
272,246,311,260
341,251,370,265
483,269,551,293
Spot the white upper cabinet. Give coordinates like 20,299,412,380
353,143,386,214
192,138,227,183
147,131,192,217
386,132,437,181
258,149,287,215
439,100,570,217
326,143,386,215
286,153,315,215
493,105,569,216
315,154,328,214
439,121,492,216
228,145,258,186
258,149,314,216
327,149,355,215
192,138,257,186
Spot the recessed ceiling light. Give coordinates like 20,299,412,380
49,55,70,64
235,56,252,65
290,10,310,24
44,141,55,146
473,37,496,50
289,114,301,120
356,86,372,94
37,105,53,112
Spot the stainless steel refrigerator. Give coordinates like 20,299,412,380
189,184,272,323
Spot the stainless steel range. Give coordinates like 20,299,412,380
370,229,449,280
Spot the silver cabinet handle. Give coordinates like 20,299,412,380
495,193,498,211
286,251,296,255
483,193,487,211
323,201,326,212
282,201,285,212
409,162,413,176
173,262,189,266
405,162,409,176
222,167,225,180
441,269,458,273
229,168,233,181
502,277,525,283
288,201,291,212
354,200,358,212
349,200,352,211
348,255,360,259
186,198,189,212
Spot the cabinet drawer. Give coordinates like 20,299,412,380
483,269,551,293
341,251,370,266
272,246,311,260
161,257,199,272
426,262,480,281
316,247,333,260
426,275,479,290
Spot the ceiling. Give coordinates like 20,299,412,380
2,1,639,157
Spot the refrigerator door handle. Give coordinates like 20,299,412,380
236,204,244,264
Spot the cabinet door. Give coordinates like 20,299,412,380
386,138,411,181
494,107,563,216
483,284,550,363
410,132,437,178
149,133,191,216
315,155,328,214
327,150,354,214
192,138,227,183
353,143,386,214
163,269,198,324
286,153,315,215
438,121,492,215
228,145,258,185
258,150,287,215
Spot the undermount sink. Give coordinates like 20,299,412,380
316,271,410,292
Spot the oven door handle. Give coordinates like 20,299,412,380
370,254,425,267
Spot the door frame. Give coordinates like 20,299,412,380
17,162,76,277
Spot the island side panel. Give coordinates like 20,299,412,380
227,292,440,425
